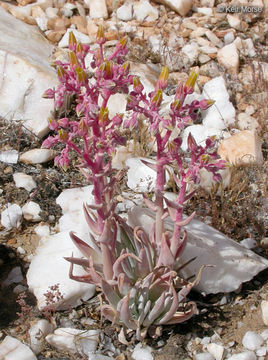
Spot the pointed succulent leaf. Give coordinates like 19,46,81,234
164,302,198,325
83,204,100,235
118,294,137,330
101,279,121,309
157,283,178,325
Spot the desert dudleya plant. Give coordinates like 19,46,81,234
42,27,225,340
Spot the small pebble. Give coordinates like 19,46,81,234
261,301,268,325
194,353,215,360
242,331,263,350
227,351,256,360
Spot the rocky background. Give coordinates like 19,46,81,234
0,0,267,359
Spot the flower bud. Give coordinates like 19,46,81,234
99,61,113,79
199,99,215,110
78,118,88,136
69,51,79,67
171,99,181,111
99,106,109,124
75,66,87,84
185,71,198,93
96,25,106,44
43,88,55,99
56,66,66,81
58,117,69,128
157,66,169,90
117,36,128,49
48,117,58,131
119,61,130,75
151,89,163,108
133,76,143,93
58,129,68,142
69,31,77,50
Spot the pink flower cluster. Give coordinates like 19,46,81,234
43,28,225,339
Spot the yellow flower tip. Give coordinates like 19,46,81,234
152,89,163,107
97,25,106,44
56,66,66,80
99,106,109,124
158,66,169,88
122,61,130,72
75,66,87,84
69,51,79,66
58,129,68,142
69,31,77,48
185,71,198,90
118,36,128,48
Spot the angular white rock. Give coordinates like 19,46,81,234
126,157,157,192
29,319,55,354
58,28,92,48
239,238,257,250
27,231,96,310
195,353,215,360
127,207,268,294
132,343,153,360
34,224,50,238
22,201,42,222
154,0,193,16
227,352,256,360
0,150,18,164
217,43,239,75
45,328,100,356
85,0,108,19
133,0,159,22
13,172,37,192
261,300,268,325
1,203,22,229
0,7,57,138
202,76,236,130
117,2,134,21
56,185,94,214
181,42,199,66
206,343,224,360
88,354,115,360
20,149,55,164
0,336,37,360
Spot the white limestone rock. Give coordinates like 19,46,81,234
1,203,22,229
34,224,50,238
227,352,256,360
0,336,37,360
242,331,264,351
261,300,268,325
117,2,134,21
126,158,172,193
154,0,193,16
45,328,100,356
29,319,55,354
0,7,57,138
206,343,224,360
217,43,239,76
58,28,92,48
202,77,236,130
127,206,268,294
181,42,199,66
13,172,37,192
56,185,94,214
133,0,159,22
27,231,96,310
0,150,18,164
22,201,42,222
85,0,108,19
237,113,259,131
132,343,153,360
20,149,56,164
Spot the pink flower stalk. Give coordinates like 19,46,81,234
43,29,225,339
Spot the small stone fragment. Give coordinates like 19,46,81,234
133,0,159,22
132,343,153,360
242,331,264,350
58,28,92,47
0,150,19,164
237,113,259,131
45,328,100,356
239,238,257,250
22,201,42,222
13,172,37,192
154,0,193,16
218,130,263,166
227,352,256,360
20,149,56,164
0,336,37,360
261,300,268,325
194,353,215,360
1,203,22,229
217,43,239,75
85,0,108,19
117,2,134,21
3,266,23,286
29,319,55,354
206,343,224,360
